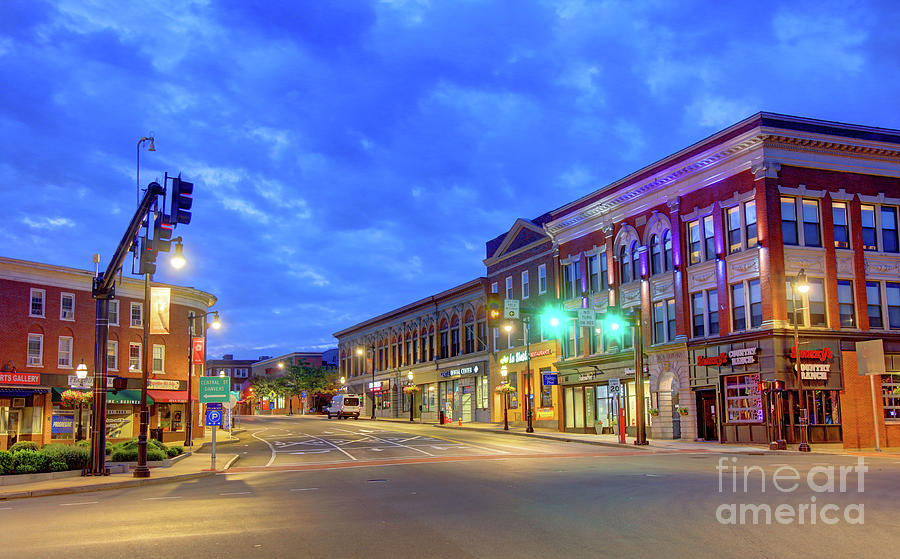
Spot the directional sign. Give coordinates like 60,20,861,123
206,402,223,410
504,299,519,319
577,308,596,327
205,408,223,426
199,377,230,403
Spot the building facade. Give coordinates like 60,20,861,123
0,256,216,449
334,279,491,423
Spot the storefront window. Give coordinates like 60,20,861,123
477,375,489,409
157,403,185,432
882,374,900,420
724,374,763,423
423,384,437,412
508,374,518,409
106,405,134,438
802,390,841,425
51,406,75,440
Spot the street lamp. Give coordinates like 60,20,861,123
136,135,155,206
185,310,221,447
408,371,414,422
170,239,186,269
500,364,509,431
792,268,811,452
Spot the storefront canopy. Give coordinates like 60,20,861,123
106,390,152,405
0,387,49,398
147,389,188,403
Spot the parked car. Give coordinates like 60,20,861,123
326,394,361,419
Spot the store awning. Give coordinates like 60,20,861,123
0,387,49,398
106,389,152,405
147,389,188,403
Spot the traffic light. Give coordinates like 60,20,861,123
600,306,625,335
169,175,193,226
540,306,565,334
487,294,502,329
138,237,157,275
153,215,174,253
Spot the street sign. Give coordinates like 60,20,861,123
504,299,519,319
223,393,238,410
199,377,230,403
542,372,558,386
206,402,223,410
609,378,621,395
577,308,596,327
205,408,223,426
301,390,308,398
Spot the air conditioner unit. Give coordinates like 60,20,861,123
27,356,41,366
12,398,25,408
62,310,74,319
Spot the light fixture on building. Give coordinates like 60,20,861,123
76,360,88,380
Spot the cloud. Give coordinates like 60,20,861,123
22,216,75,230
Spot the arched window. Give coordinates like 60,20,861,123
619,245,630,284
663,230,673,271
650,234,661,275
630,241,640,281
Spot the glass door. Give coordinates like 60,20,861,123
573,387,585,428
8,410,21,445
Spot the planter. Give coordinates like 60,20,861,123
593,423,604,435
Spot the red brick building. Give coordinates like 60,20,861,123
0,256,216,449
541,112,900,448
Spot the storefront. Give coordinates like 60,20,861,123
492,342,559,428
0,370,49,450
367,379,392,418
148,380,189,443
437,361,488,423
558,362,650,436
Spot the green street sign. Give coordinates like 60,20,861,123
199,377,230,403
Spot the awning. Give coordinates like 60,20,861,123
0,387,49,398
51,387,66,402
106,389,153,405
147,389,188,403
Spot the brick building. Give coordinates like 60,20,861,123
0,256,216,449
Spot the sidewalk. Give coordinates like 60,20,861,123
0,429,243,501
359,416,900,457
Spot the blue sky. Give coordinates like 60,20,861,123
2,1,900,360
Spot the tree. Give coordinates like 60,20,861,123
288,360,339,412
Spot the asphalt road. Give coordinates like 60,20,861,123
3,415,899,559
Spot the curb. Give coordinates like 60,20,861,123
433,424,652,450
0,470,216,502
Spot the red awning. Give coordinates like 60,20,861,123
147,389,188,403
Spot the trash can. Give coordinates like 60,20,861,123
439,411,445,425
150,428,163,442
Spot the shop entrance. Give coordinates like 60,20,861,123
7,409,20,446
696,390,718,441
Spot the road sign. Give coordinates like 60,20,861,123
205,408,223,426
542,372,558,386
577,308,596,327
301,390,308,398
609,378,621,395
199,377,230,403
223,393,238,410
206,402,223,410
504,299,519,319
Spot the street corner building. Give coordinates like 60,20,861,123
333,112,900,449
0,256,216,449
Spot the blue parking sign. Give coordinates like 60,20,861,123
206,409,223,426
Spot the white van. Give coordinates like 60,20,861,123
326,393,361,419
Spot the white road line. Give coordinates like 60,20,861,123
0,507,13,510
290,488,320,491
251,428,278,467
60,501,98,506
422,434,513,454
143,496,183,501
220,491,252,496
298,432,359,461
333,428,434,456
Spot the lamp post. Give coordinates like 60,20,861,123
75,361,88,442
506,319,534,433
408,371,415,422
500,364,509,431
136,135,155,206
792,268,811,452
185,310,220,447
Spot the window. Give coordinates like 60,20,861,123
833,202,850,249
107,340,118,371
688,221,702,264
861,205,877,250
630,241,640,281
691,292,705,337
807,278,826,327
662,230,672,271
703,216,715,260
887,283,900,329
58,336,73,368
838,280,856,328
667,299,676,341
563,261,580,298
152,344,165,373
477,321,486,352
540,368,553,408
491,282,498,294
440,329,448,358
745,201,757,249
27,333,43,366
802,199,821,247
492,327,499,353
619,245,631,283
588,255,599,291
30,288,45,317
883,207,899,253
464,322,475,354
883,374,900,420
521,271,530,299
477,374,489,409
708,290,719,336
781,197,798,245
108,300,120,326
505,276,513,299
650,234,661,274
60,293,75,321
653,301,665,343
130,303,143,327
538,265,547,294
451,328,460,356
599,252,609,289
867,282,883,329
727,207,741,254
731,283,746,331
129,343,142,372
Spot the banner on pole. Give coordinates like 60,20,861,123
150,287,171,334
192,337,205,365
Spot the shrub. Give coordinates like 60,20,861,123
75,440,91,449
9,441,40,453
0,450,13,475
13,449,52,474
49,461,68,472
110,446,167,462
166,446,184,458
40,443,90,470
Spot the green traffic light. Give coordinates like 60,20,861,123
541,307,564,331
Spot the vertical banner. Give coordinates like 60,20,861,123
150,287,171,334
192,337,206,365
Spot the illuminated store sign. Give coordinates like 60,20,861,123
440,363,481,378
499,348,553,365
696,347,759,367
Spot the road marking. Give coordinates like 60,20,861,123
371,448,384,452
291,488,320,491
251,428,278,467
60,501,98,506
143,496,183,500
298,431,359,461
334,428,435,456
220,491,252,496
289,449,332,455
0,507,13,510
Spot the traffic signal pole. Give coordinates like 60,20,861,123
632,312,648,445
